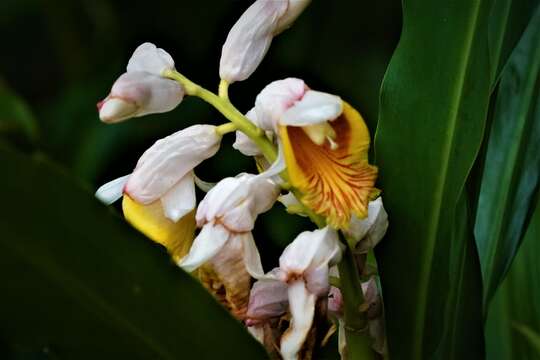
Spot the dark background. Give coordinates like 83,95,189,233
0,0,401,265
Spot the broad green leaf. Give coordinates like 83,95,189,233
0,81,38,145
485,200,540,360
374,0,493,358
475,5,540,308
488,0,539,86
0,144,266,359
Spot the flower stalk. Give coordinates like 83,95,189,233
164,69,278,164
337,239,376,359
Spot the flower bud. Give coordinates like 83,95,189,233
98,43,183,123
219,0,310,83
98,72,184,123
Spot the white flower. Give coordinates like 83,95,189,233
219,0,311,83
248,227,343,360
178,173,279,317
178,173,280,273
95,124,221,223
98,43,184,123
344,197,388,252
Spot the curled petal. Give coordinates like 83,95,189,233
196,174,279,231
279,227,343,279
247,278,289,323
219,0,288,83
95,175,130,205
122,195,196,261
255,78,307,131
127,42,175,75
281,90,342,126
233,108,263,156
160,173,196,222
280,280,316,360
125,125,221,204
346,197,389,252
178,223,230,272
241,232,265,278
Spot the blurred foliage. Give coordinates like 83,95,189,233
485,199,540,360
0,143,266,359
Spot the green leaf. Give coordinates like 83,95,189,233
488,0,539,87
485,200,540,360
374,0,494,358
0,144,266,359
514,324,540,355
475,4,540,308
0,81,38,145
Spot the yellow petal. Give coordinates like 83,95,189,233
280,101,378,229
122,195,196,261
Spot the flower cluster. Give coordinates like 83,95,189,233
95,1,388,359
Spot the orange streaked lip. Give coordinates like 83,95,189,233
280,101,378,229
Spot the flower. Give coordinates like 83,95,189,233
178,173,280,317
95,124,221,259
247,227,343,360
219,0,311,83
98,43,184,123
242,78,378,229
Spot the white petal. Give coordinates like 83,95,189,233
303,264,330,296
127,42,175,75
347,197,389,252
125,125,221,204
197,176,250,224
160,173,196,222
241,232,265,278
98,97,138,124
256,138,286,181
281,90,342,126
95,175,130,205
232,109,263,156
280,280,316,360
178,223,230,272
279,227,343,276
233,131,261,156
219,0,288,83
275,0,312,34
255,78,307,132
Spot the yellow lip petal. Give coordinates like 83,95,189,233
280,101,378,229
122,195,196,261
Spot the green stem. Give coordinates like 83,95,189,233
337,238,375,359
164,69,277,163
216,122,237,135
